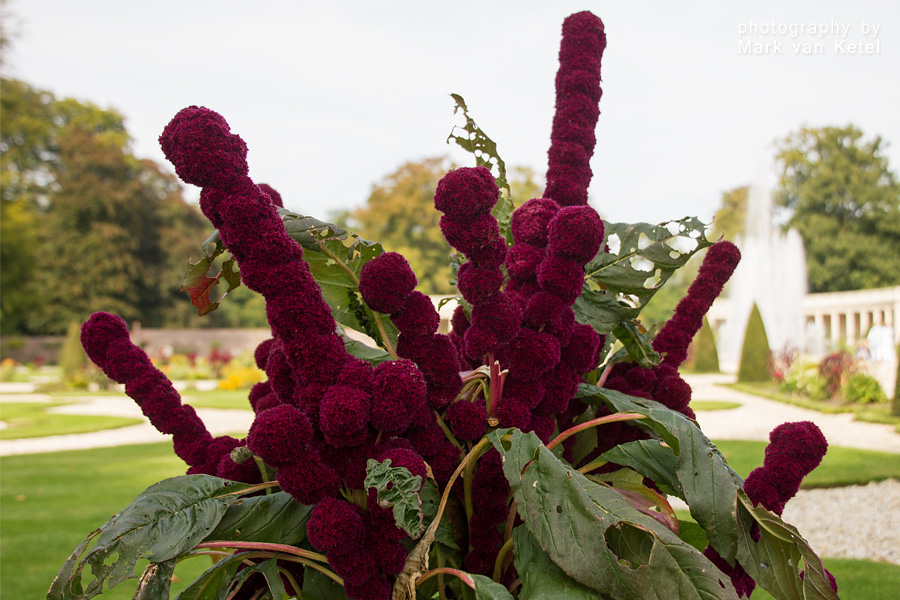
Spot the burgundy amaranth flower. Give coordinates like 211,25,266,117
546,205,605,263
545,12,606,207
506,330,561,381
504,243,546,281
536,254,586,305
433,166,499,219
307,496,365,553
80,312,213,471
257,183,283,207
510,198,560,247
463,325,499,361
371,360,427,435
457,261,504,305
253,338,277,369
246,405,313,466
470,293,522,343
439,213,500,256
358,251,417,314
445,399,487,441
319,385,371,447
390,291,440,337
378,447,427,483
652,241,741,368
276,448,341,505
561,322,604,374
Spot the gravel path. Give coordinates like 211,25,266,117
2,377,899,565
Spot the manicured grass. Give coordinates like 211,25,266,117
690,400,741,411
0,443,213,600
750,558,900,599
182,388,253,410
712,440,900,487
729,381,900,432
0,402,142,440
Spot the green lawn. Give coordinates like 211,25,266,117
713,440,900,487
0,443,213,600
181,388,253,410
690,400,742,411
0,402,142,440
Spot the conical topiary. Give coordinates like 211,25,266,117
892,345,900,417
737,303,771,383
689,316,720,373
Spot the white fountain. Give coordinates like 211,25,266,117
716,168,809,372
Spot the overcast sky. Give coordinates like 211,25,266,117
5,0,900,225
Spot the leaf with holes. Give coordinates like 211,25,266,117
575,217,712,334
364,458,425,539
204,491,312,545
488,428,738,599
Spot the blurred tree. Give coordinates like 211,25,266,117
710,185,748,242
1,78,211,333
775,125,900,292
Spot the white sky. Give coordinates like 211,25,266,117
5,0,900,225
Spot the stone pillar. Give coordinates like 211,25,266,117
829,312,841,343
860,310,871,338
847,312,857,345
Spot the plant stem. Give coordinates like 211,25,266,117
435,412,464,452
416,567,476,590
194,541,327,564
578,459,608,474
502,500,517,543
463,437,494,522
492,537,514,582
546,412,648,452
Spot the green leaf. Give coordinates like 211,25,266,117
447,93,514,244
575,218,712,334
342,332,392,365
513,526,602,600
204,491,312,545
587,468,678,534
577,384,744,563
419,479,461,551
471,574,516,600
228,558,285,600
734,490,839,600
279,209,400,350
364,458,425,539
611,321,661,369
173,552,245,600
48,475,257,600
677,520,709,552
179,256,242,317
302,568,349,600
132,560,175,600
599,438,682,498
488,428,738,600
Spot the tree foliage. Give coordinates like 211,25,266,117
341,158,541,295
710,185,748,242
0,78,212,333
775,125,900,293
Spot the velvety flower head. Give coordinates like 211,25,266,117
216,448,263,484
395,333,434,363
433,166,499,219
378,447,428,484
257,183,283,207
502,375,545,409
343,573,392,600
276,448,341,505
464,324,499,361
337,358,375,393
445,399,488,441
247,404,313,466
547,205,605,264
496,397,531,430
456,261,503,305
535,365,580,414
559,11,607,68
319,386,371,447
470,292,523,343
103,338,153,384
528,413,557,443
654,375,691,411
510,198,560,247
523,291,567,329
80,312,130,368
765,421,828,477
371,360,427,434
390,291,440,336
327,546,378,587
366,532,408,575
504,277,542,300
440,213,500,256
561,323,603,374
507,330,561,381
253,338,278,369
307,496,365,553
504,243,546,281
537,254,586,305
172,429,213,468
450,305,471,337
467,236,508,268
358,251,417,314
159,106,248,188
417,335,463,390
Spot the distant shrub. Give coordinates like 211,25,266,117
737,303,770,383
778,357,830,400
818,351,854,399
688,316,720,373
841,373,886,404
59,322,88,387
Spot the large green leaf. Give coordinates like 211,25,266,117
575,217,712,334
576,384,839,600
364,459,425,539
173,552,245,600
488,428,738,599
577,384,743,563
734,490,839,600
48,475,256,600
204,491,312,545
132,560,175,600
513,526,603,600
600,439,682,498
471,574,516,600
302,568,349,600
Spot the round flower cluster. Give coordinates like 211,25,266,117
703,421,836,597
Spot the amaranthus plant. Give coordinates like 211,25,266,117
50,11,840,600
